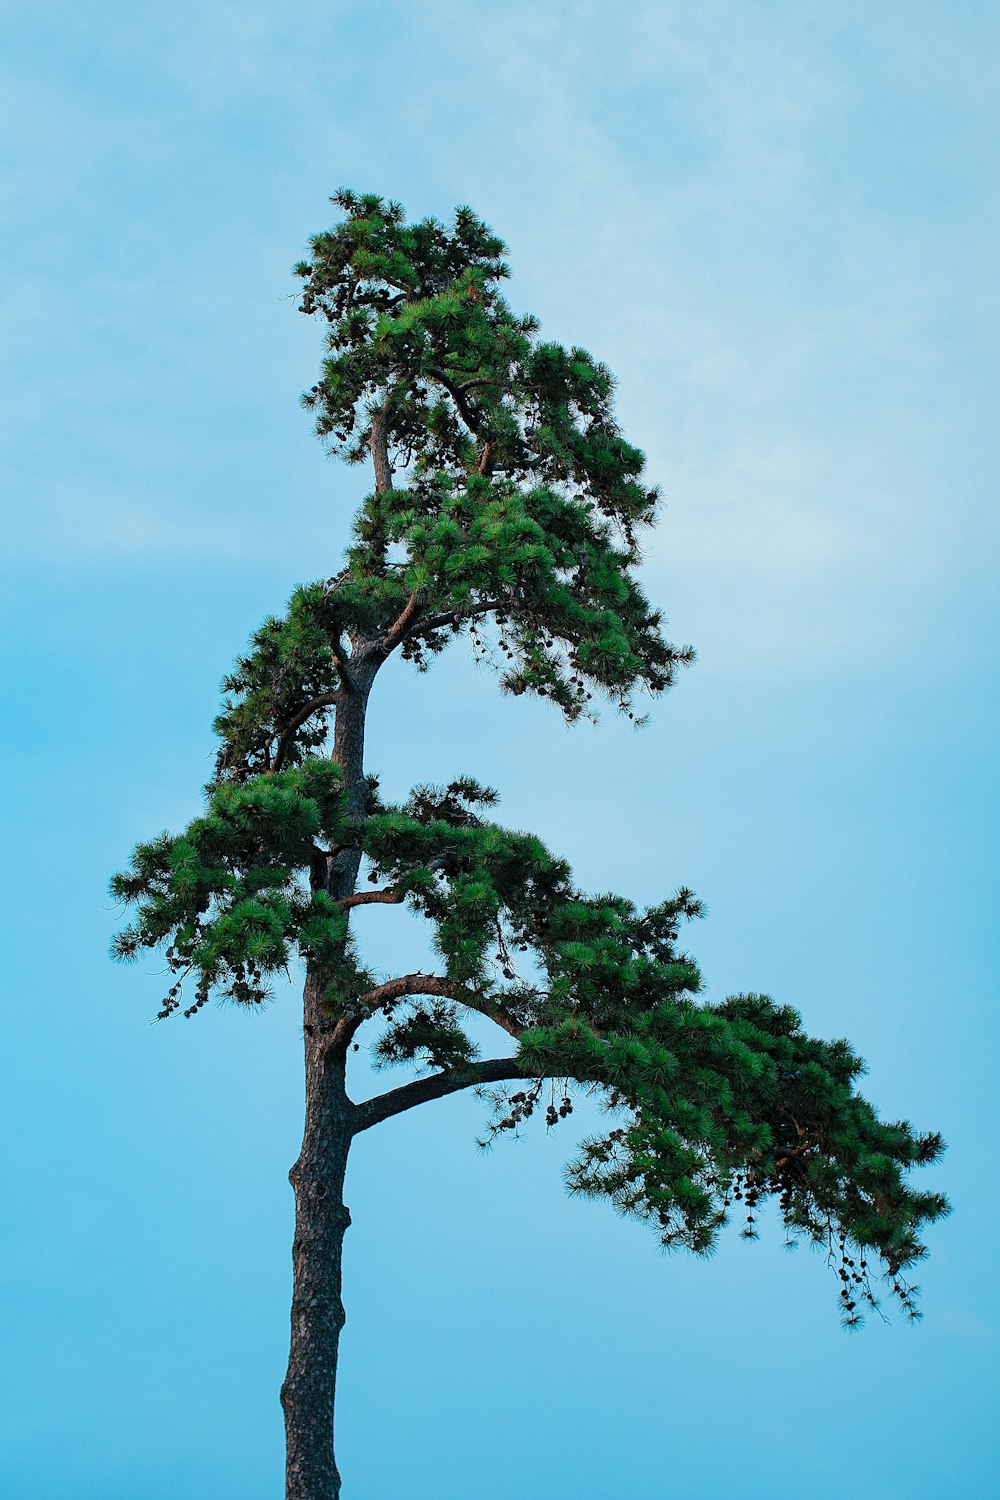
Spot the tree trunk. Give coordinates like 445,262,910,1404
281,649,377,1498
281,968,357,1500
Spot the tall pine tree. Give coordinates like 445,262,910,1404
113,192,947,1500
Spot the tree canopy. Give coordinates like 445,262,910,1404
114,189,946,1354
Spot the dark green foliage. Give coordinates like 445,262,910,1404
295,189,691,722
115,764,947,1323
112,761,355,1014
113,189,947,1329
207,193,694,795
213,584,347,782
297,190,647,523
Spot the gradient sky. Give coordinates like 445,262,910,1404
2,4,998,1498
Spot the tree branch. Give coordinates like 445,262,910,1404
774,1142,816,1168
329,971,522,1051
354,1056,528,1133
426,366,483,435
407,597,509,640
355,972,468,1011
381,592,421,654
271,692,343,773
338,888,406,911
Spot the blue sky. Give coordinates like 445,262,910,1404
2,3,998,1497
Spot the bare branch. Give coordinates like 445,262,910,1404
338,888,406,911
329,971,522,1052
354,1056,528,1133
424,364,503,473
356,972,468,1011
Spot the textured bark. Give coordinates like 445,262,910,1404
332,660,375,810
281,970,356,1500
280,635,515,1495
281,652,375,1500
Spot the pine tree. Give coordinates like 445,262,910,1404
112,191,948,1500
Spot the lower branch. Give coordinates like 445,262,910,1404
354,1056,528,1132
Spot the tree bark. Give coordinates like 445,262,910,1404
281,644,377,1498
281,969,357,1500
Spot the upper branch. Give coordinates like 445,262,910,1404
353,1056,527,1133
380,592,421,654
338,888,406,911
427,366,483,436
406,597,509,641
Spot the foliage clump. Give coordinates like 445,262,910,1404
115,763,946,1324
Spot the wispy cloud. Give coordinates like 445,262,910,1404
2,0,995,677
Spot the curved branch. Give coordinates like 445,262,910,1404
270,692,343,774
354,1056,528,1133
330,971,522,1052
426,366,483,435
380,592,421,654
356,972,468,1011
